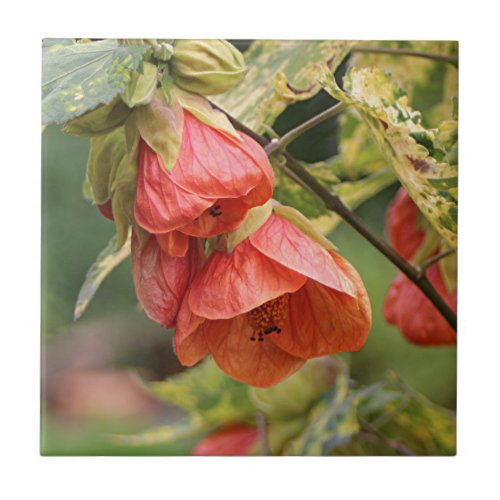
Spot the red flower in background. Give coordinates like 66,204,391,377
174,213,372,387
134,111,274,238
131,231,203,328
383,188,457,345
193,424,258,456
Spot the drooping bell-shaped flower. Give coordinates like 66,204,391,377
383,188,457,345
134,90,274,239
174,210,372,387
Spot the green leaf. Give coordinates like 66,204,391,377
286,369,374,455
74,232,131,320
149,358,255,425
322,67,457,248
251,357,346,421
351,41,458,128
213,40,354,132
358,372,456,456
111,419,203,447
42,39,149,125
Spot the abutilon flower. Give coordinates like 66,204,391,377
134,109,274,238
174,212,372,387
131,231,203,328
383,188,457,345
192,424,258,456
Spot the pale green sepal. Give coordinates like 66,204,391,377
272,204,337,251
121,62,158,108
135,89,184,172
172,86,241,141
225,202,273,252
62,97,131,137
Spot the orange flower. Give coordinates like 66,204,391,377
192,424,258,456
383,266,457,345
174,213,372,387
386,187,425,260
134,110,274,238
131,231,203,328
383,188,457,345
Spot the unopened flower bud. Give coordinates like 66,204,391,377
170,39,247,95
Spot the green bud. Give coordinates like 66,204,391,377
62,97,131,137
170,39,247,95
251,357,346,421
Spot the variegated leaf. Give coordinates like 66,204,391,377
213,40,354,132
322,68,457,248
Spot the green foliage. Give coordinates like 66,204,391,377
213,40,353,132
149,358,256,425
287,368,456,456
73,232,131,320
42,39,149,125
323,67,458,248
354,372,457,456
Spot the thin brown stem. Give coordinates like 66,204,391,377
257,411,270,456
417,248,455,279
212,104,457,333
265,101,348,154
352,46,459,68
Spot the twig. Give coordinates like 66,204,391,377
212,103,457,333
265,101,348,154
351,46,459,68
257,411,270,456
417,248,455,279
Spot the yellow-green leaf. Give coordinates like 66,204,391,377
149,358,255,425
322,67,457,249
74,232,131,320
213,40,354,132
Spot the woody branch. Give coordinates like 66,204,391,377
212,102,457,332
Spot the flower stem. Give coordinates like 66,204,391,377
265,101,348,154
212,103,457,333
351,46,459,68
257,411,270,456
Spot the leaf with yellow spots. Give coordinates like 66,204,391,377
149,358,255,425
42,39,149,125
213,40,354,132
322,67,457,249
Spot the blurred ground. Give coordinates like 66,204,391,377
41,113,456,455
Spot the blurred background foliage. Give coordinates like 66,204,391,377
41,39,457,455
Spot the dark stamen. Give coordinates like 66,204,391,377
212,205,221,210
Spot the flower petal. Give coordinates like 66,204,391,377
155,231,189,257
170,112,267,199
132,233,201,328
173,297,209,366
383,264,457,345
178,198,250,238
134,139,214,233
270,252,372,358
387,187,425,260
188,238,306,320
250,214,356,296
203,314,305,387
